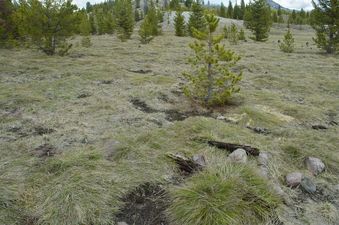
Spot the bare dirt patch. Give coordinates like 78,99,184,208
116,183,170,225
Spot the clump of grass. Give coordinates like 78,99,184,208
168,163,281,225
28,149,121,225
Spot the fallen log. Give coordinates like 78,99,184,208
208,141,260,156
167,153,205,174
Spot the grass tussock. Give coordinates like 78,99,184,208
26,149,121,225
168,162,281,225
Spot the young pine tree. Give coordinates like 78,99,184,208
174,10,186,37
219,3,226,18
227,1,233,18
183,14,242,106
238,28,246,41
310,0,338,54
79,13,92,48
139,16,154,44
0,0,17,47
244,0,272,42
279,29,294,53
13,0,78,55
114,0,134,41
188,1,206,36
228,23,239,45
138,2,162,43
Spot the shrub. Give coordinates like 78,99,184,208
238,28,246,41
169,163,281,225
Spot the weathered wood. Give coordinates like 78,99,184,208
167,153,205,174
208,141,260,156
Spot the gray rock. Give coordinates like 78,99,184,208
228,148,247,163
300,177,317,193
117,222,128,225
258,152,270,167
305,157,325,175
333,184,339,192
192,154,206,167
216,115,226,120
286,172,303,187
259,165,269,178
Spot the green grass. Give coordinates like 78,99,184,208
168,161,281,225
0,22,338,225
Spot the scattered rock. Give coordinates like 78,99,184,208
286,172,303,187
117,222,128,225
77,93,91,98
300,177,317,194
228,148,247,164
258,152,270,166
192,154,206,168
305,157,325,176
333,184,339,192
247,126,270,135
329,120,338,126
217,115,226,120
258,152,270,178
312,125,328,130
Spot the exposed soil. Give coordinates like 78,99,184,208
130,98,212,122
34,126,55,135
116,183,170,225
33,144,57,158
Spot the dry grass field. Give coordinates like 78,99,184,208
1,19,338,225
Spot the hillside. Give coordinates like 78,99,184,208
266,0,289,10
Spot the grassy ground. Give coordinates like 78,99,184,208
0,21,338,225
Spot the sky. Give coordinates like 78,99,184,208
73,0,314,10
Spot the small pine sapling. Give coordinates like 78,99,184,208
183,14,242,106
238,28,246,41
279,29,294,53
228,23,239,45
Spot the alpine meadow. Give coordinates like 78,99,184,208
0,0,338,225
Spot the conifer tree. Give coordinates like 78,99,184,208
146,1,162,36
169,0,180,10
244,0,272,41
114,0,134,41
13,0,78,55
219,2,226,18
272,11,278,23
279,29,294,53
183,14,242,106
227,1,233,18
238,28,246,40
310,0,338,54
233,3,241,19
79,12,92,47
139,16,154,43
240,0,245,19
185,0,193,8
188,1,206,36
0,0,16,47
174,9,186,36
228,23,239,44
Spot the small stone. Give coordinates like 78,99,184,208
305,157,325,175
333,184,339,192
259,165,269,178
286,172,303,187
300,177,317,193
217,115,226,120
228,149,247,164
258,152,270,167
192,154,206,167
117,222,128,225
